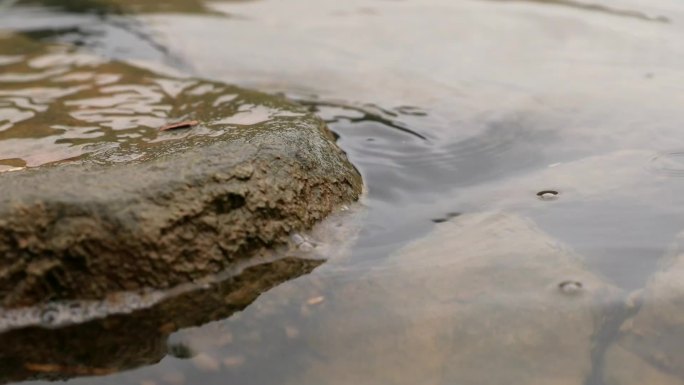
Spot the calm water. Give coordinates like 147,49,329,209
2,0,684,384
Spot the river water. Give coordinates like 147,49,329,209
2,0,684,384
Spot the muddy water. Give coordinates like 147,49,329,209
2,0,684,384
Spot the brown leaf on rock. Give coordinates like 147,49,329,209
159,120,199,132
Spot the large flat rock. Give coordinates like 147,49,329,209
0,34,362,308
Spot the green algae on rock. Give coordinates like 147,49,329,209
0,34,362,308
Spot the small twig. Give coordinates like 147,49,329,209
159,120,199,132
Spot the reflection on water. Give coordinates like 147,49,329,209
0,33,311,169
4,0,684,384
0,257,321,384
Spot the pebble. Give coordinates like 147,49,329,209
223,355,246,368
192,353,221,372
306,296,325,305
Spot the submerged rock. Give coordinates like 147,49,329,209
603,233,684,385
0,34,362,308
293,212,621,385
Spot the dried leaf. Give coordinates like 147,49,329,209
159,120,199,132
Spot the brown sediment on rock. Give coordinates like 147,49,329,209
0,256,322,384
0,37,362,308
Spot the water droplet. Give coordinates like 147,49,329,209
558,280,583,295
39,306,60,326
537,190,559,201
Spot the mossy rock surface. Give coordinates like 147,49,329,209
0,35,362,308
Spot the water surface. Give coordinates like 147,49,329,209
2,0,684,384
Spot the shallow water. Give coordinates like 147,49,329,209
2,0,684,384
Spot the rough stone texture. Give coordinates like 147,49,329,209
0,113,360,307
603,233,684,385
0,256,322,384
291,212,622,385
0,43,362,307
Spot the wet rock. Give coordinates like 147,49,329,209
293,212,621,385
0,256,322,384
0,35,361,308
603,233,684,385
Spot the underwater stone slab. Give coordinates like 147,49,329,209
603,232,684,385
293,212,621,385
0,38,362,308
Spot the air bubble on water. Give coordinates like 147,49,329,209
537,190,559,201
558,280,583,295
40,305,61,326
